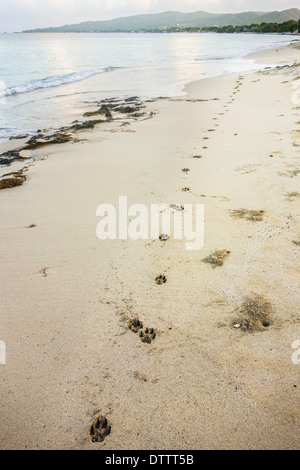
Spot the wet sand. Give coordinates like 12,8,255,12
0,42,300,450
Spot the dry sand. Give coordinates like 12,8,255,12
0,43,300,450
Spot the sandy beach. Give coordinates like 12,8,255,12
0,42,300,450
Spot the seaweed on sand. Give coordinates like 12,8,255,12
24,132,73,150
202,249,231,268
233,295,272,332
0,150,26,166
230,209,265,222
0,171,26,190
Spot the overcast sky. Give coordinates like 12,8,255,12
0,0,298,33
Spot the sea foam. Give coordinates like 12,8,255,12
0,67,115,97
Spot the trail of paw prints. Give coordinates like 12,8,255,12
178,78,244,202
198,76,244,154
128,318,157,344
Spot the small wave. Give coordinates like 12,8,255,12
0,67,117,98
195,56,234,62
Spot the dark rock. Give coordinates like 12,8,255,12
24,132,73,150
70,120,105,132
84,105,113,120
9,134,29,140
114,106,137,114
124,96,140,103
131,112,146,118
0,150,25,166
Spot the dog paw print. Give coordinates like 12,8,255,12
128,318,143,333
90,416,111,443
155,275,167,285
139,328,156,344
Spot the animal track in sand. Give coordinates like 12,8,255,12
134,371,148,382
235,163,260,174
39,267,49,277
279,167,300,178
139,328,156,344
128,318,143,333
155,275,167,285
90,416,111,443
128,319,156,344
211,195,230,202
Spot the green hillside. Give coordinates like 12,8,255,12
24,9,300,33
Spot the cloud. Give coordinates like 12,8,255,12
0,0,297,32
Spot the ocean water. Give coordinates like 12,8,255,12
0,32,296,139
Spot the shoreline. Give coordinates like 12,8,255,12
0,36,298,143
0,41,297,152
245,40,300,64
0,43,300,450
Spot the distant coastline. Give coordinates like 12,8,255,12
21,30,300,35
22,8,300,34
